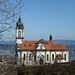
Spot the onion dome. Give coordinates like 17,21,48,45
16,18,24,29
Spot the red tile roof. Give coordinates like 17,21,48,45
36,39,48,44
17,39,68,51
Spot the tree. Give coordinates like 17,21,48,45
0,0,24,41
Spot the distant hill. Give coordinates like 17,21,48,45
0,40,15,46
53,40,75,46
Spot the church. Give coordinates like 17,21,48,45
16,18,69,66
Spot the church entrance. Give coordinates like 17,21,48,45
39,59,43,65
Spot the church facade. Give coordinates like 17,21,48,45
16,18,69,66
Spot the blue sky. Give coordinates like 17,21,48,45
5,0,75,41
21,0,75,40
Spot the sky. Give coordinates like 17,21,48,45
4,0,75,41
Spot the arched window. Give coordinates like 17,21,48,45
23,53,25,60
29,54,31,60
64,54,66,61
47,54,49,61
52,54,54,60
18,31,21,38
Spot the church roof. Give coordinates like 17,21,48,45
35,39,48,44
17,39,68,51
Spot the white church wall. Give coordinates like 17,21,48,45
55,51,62,54
63,51,69,62
17,52,20,64
45,51,50,63
17,50,69,65
25,51,34,65
50,51,56,64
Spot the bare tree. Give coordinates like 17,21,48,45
0,1,25,74
0,0,24,41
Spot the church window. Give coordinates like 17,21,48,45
23,53,25,60
47,54,49,61
64,54,66,61
52,54,54,60
29,54,31,60
18,31,21,38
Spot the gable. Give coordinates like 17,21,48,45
36,43,45,50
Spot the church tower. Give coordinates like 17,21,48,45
16,18,24,44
